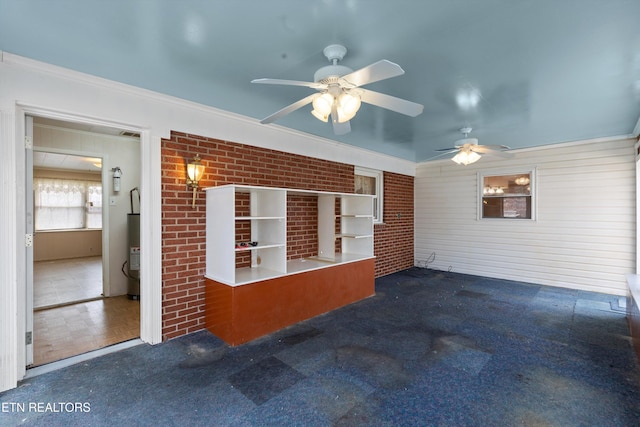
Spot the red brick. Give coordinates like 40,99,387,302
161,131,413,342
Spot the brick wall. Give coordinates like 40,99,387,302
161,131,414,340
374,172,415,277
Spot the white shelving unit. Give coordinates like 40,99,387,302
205,184,374,286
206,185,287,285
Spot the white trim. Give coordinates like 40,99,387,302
636,139,640,274
140,131,163,344
6,105,162,391
0,109,19,392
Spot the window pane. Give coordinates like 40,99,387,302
355,174,380,222
355,175,376,195
482,173,532,219
86,183,103,229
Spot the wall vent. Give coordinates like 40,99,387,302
120,131,140,138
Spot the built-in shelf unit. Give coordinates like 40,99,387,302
205,184,375,286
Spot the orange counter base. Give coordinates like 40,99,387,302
205,258,375,346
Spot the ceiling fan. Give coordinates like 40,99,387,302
436,127,512,165
251,44,424,135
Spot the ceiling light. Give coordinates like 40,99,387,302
515,176,530,185
312,93,333,115
311,90,361,124
311,109,329,122
336,92,361,123
451,149,481,165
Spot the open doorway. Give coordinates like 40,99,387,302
33,151,105,309
29,117,141,367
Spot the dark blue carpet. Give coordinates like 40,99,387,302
2,268,639,426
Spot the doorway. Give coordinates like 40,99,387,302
33,151,105,309
28,116,141,367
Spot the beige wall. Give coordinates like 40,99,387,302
34,230,102,261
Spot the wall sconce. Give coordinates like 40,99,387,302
186,154,205,208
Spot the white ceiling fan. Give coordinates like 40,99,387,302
251,44,424,135
436,127,512,165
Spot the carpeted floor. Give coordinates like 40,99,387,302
2,268,639,426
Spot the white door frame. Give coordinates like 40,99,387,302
13,105,162,381
25,115,34,366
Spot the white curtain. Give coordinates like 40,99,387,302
34,178,102,230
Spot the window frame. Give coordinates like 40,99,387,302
354,166,383,224
478,168,537,221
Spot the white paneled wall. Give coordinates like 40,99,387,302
415,137,635,296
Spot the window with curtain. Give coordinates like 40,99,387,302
34,178,102,230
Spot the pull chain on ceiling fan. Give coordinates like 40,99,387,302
251,44,424,135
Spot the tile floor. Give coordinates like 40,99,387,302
34,256,103,309
33,296,140,367
32,256,140,367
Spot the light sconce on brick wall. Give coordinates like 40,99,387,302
186,154,205,208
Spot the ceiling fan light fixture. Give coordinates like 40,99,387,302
312,92,334,118
336,92,361,122
311,108,329,122
452,149,481,165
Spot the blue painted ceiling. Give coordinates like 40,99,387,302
1,0,639,162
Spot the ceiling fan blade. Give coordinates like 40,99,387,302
359,88,424,117
340,60,405,87
252,78,326,90
471,146,514,158
259,93,317,124
426,150,460,161
435,147,459,152
476,144,511,151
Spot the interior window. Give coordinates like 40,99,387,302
481,172,533,219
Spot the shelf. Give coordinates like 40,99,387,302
234,242,284,251
287,254,374,275
234,266,283,285
483,194,531,198
206,184,374,287
235,216,285,221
